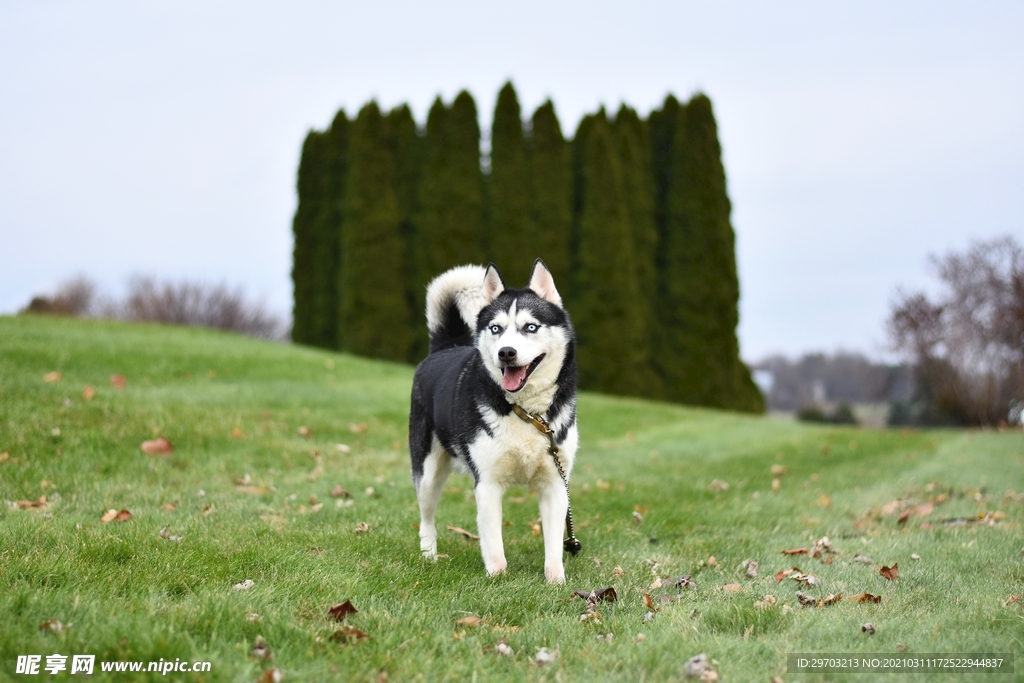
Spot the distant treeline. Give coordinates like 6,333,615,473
291,82,763,412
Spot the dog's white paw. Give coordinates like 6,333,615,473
545,565,565,585
485,558,508,576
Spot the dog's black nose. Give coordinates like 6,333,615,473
498,346,517,363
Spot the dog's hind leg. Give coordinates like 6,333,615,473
414,438,450,559
538,482,568,584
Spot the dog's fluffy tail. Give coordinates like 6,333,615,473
425,264,488,354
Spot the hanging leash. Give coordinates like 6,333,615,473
511,404,582,556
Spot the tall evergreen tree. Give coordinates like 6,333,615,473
572,112,649,395
656,94,763,412
291,129,327,346
292,111,348,349
417,91,486,290
339,102,415,361
528,100,573,288
613,105,661,397
487,82,533,285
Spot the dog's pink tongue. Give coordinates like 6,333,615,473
502,366,527,391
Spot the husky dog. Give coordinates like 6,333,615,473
409,259,578,584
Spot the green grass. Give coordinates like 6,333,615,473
1,315,1022,682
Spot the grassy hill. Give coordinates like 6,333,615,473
1,315,1022,681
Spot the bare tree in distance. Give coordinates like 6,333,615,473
888,236,1024,426
20,275,288,341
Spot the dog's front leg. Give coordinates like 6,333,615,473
475,481,507,576
538,483,568,584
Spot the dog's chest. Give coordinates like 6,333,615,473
472,411,554,487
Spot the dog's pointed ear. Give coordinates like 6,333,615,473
482,263,506,304
528,258,562,307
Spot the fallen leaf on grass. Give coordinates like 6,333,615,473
455,615,483,626
297,426,311,437
879,563,899,581
810,536,835,558
82,385,95,401
898,502,934,525
43,372,62,383
447,525,480,540
722,583,742,592
236,484,269,495
632,510,644,524
775,567,799,582
795,591,817,607
233,579,255,591
700,672,720,682
660,594,685,605
740,559,758,578
684,653,710,677
354,522,370,534
141,437,173,455
231,427,243,438
771,478,781,493
854,554,874,564
862,622,876,635
821,593,842,606
1004,595,1021,607
330,485,351,498
531,523,541,536
349,422,369,435
249,636,272,660
257,667,283,683
853,592,882,604
754,595,777,609
643,592,658,611
109,374,126,389
612,565,625,578
328,600,359,622
159,526,183,541
16,496,47,509
770,464,788,476
790,572,819,587
574,587,617,604
781,547,809,555
202,504,215,516
707,479,729,492
670,574,694,589
329,626,370,643
40,619,68,633
100,509,131,523
534,648,558,665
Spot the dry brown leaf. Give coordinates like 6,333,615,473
297,426,311,437
879,563,899,581
754,595,777,609
809,536,836,558
456,615,483,627
109,374,126,389
354,522,370,534
249,636,272,660
531,522,541,536
1003,594,1021,606
349,422,369,435
790,572,819,586
573,587,617,604
159,526,183,541
632,510,644,524
330,485,351,498
740,559,758,578
781,547,809,555
16,496,47,509
707,479,729,492
43,371,62,383
331,626,369,643
447,525,480,540
795,590,817,606
770,464,788,476
612,565,625,578
898,502,935,525
0,452,9,464
39,618,67,633
669,574,694,589
821,593,842,606
774,567,798,582
141,437,173,455
853,592,882,604
256,668,283,683
634,504,650,514
202,504,215,516
642,592,657,611
771,478,781,493
328,600,359,622
722,583,742,592
236,485,268,495
82,385,95,401
231,427,243,438
100,509,117,523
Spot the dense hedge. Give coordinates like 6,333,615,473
291,83,763,412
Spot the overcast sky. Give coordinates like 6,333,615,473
2,2,1021,361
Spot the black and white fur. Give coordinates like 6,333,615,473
409,259,578,584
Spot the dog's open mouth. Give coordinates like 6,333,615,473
501,354,546,392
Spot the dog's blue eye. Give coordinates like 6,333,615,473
489,325,501,334
525,323,539,333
